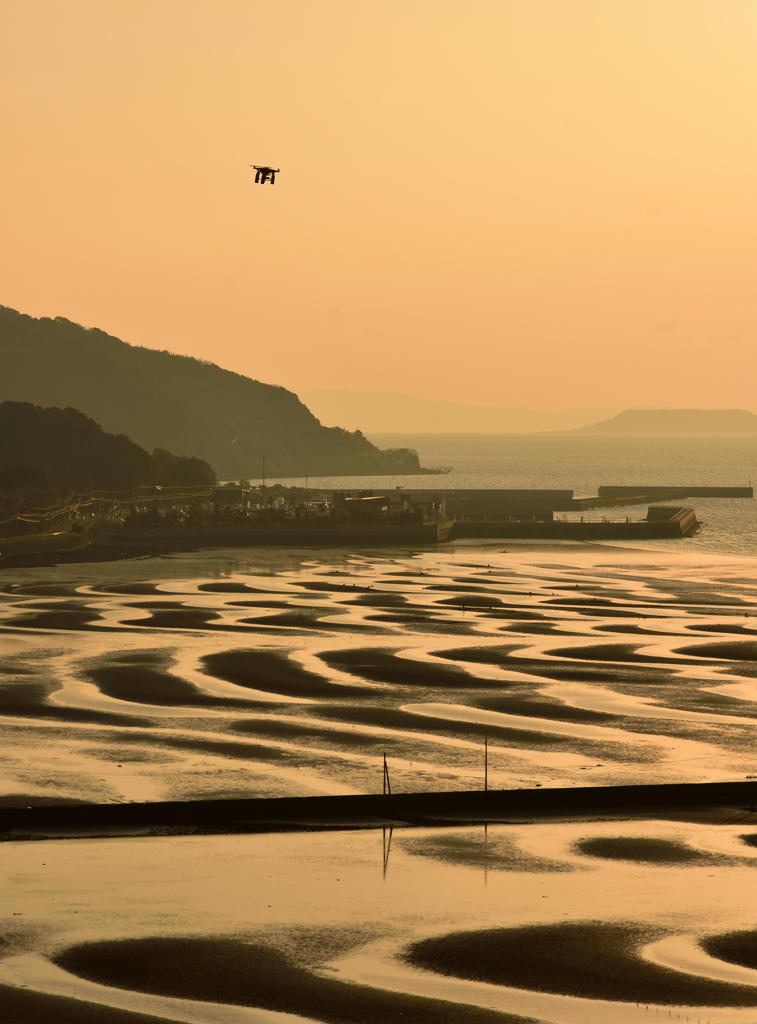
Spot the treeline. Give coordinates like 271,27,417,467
0,307,425,478
0,402,215,515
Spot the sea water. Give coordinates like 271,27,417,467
268,432,757,556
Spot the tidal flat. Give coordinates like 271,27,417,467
2,539,757,1023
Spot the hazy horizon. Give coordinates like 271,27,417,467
4,1,757,410
4,6,757,1021
304,388,757,434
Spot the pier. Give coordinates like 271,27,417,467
452,505,700,541
325,484,752,515
597,485,753,500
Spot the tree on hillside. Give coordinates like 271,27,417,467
152,449,216,487
0,460,72,516
0,306,426,478
0,402,217,494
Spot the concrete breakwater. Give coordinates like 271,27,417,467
330,485,753,512
2,780,755,841
95,507,699,548
453,505,700,540
2,481,748,566
0,507,696,567
91,518,456,550
596,485,753,500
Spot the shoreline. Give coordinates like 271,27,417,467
2,780,756,842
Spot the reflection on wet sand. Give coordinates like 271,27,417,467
4,821,757,1023
399,826,573,872
4,543,757,1021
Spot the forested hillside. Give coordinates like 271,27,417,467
0,402,215,513
0,308,423,478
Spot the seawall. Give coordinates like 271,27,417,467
597,485,753,499
454,506,699,540
92,521,453,550
2,780,755,841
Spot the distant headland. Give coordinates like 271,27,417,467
576,408,757,435
0,306,431,479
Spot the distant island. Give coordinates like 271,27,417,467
577,409,757,435
0,307,428,479
303,389,616,434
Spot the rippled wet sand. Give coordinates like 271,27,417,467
3,540,757,1021
4,820,757,1023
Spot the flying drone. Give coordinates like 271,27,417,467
250,165,280,184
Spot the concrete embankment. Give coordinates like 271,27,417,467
92,520,454,550
597,485,753,499
0,509,695,569
2,780,755,841
0,520,456,567
454,506,700,540
0,527,90,557
5,480,746,566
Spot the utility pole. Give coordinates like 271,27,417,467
484,735,489,792
261,456,266,488
382,752,392,796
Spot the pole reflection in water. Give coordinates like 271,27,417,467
382,824,394,880
483,821,489,888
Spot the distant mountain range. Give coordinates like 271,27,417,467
0,308,424,479
578,409,757,435
302,390,617,434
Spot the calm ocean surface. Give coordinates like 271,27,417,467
271,433,757,557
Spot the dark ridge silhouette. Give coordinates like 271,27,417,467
0,306,425,478
0,459,72,515
0,402,215,511
577,408,757,434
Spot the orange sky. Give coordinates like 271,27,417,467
2,1,757,410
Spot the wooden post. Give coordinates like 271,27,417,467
383,752,392,796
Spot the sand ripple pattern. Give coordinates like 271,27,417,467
3,539,757,1024
2,545,757,805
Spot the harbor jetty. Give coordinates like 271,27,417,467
454,505,700,541
596,485,753,500
0,483,750,566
